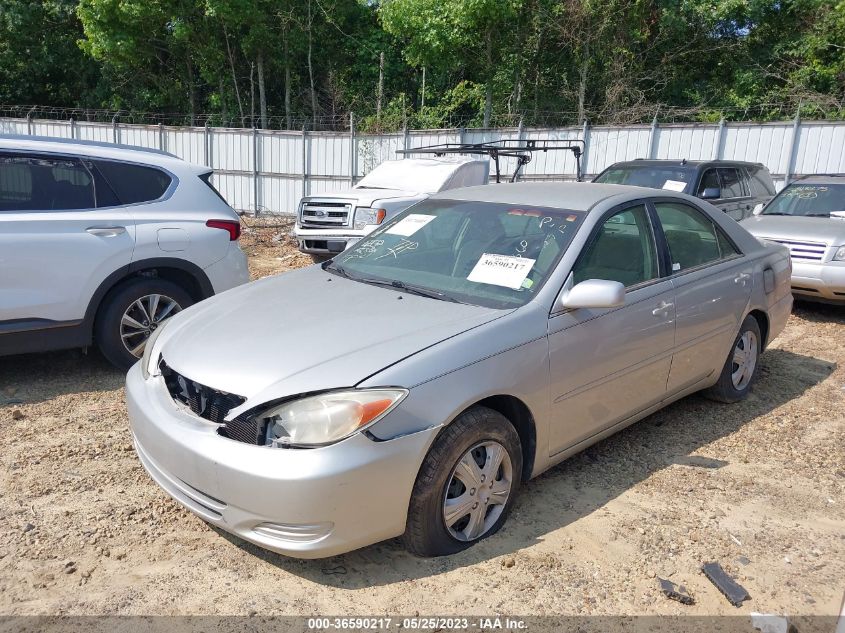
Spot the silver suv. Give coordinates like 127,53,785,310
0,136,249,368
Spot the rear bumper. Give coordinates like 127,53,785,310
764,291,793,348
125,363,438,558
203,243,250,294
791,261,845,303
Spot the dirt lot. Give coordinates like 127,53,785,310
1,224,843,619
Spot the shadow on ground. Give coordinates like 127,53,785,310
215,346,835,588
793,300,845,324
0,349,124,406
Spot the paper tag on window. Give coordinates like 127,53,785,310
468,254,536,289
662,180,687,192
385,214,436,236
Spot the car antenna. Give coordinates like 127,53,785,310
396,139,586,183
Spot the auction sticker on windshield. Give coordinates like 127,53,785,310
386,214,437,236
468,254,536,289
662,179,687,192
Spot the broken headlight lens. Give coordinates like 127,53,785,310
140,320,169,380
353,207,387,230
261,389,407,447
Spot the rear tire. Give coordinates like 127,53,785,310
704,315,762,403
95,277,193,370
403,406,522,557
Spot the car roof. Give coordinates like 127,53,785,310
791,174,845,184
0,135,198,172
606,159,764,169
431,181,679,212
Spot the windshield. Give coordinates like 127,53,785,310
595,166,693,192
763,183,845,217
328,199,586,309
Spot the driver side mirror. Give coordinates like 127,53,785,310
700,187,721,200
559,279,626,310
752,203,764,215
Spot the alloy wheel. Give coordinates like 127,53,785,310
119,294,182,357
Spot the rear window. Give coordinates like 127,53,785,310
93,160,172,205
749,167,776,196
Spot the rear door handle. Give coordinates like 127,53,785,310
652,301,674,317
734,272,751,286
86,226,126,237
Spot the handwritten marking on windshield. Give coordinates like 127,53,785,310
375,240,418,260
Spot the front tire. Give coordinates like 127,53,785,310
95,278,193,370
403,407,522,557
704,315,762,403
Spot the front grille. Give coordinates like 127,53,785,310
160,361,267,445
300,199,352,227
765,238,827,262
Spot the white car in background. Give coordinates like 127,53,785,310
0,135,249,368
294,157,489,261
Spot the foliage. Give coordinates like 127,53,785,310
0,0,842,129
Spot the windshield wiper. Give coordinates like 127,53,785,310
323,261,357,280
325,262,463,303
358,277,464,303
804,213,832,217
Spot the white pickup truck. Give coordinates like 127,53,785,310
294,157,489,261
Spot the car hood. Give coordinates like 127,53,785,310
155,266,506,411
305,187,414,207
741,215,845,246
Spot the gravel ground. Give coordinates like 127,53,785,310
1,226,843,619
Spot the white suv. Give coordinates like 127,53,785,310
0,135,250,368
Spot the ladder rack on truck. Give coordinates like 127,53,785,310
397,139,585,184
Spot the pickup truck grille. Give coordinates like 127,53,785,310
160,360,267,445
765,238,827,262
300,199,352,227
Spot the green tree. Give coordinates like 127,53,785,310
380,0,523,127
0,1,101,107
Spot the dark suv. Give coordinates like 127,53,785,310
594,160,776,221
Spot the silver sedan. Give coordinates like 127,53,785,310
742,174,845,304
126,182,793,558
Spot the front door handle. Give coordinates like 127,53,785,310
734,272,751,286
652,301,673,317
86,226,126,237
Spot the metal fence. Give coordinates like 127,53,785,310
1,116,844,215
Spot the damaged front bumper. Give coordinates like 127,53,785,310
125,363,438,558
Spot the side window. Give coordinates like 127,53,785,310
84,161,121,208
717,168,746,198
572,205,659,288
697,169,720,197
0,153,94,211
654,201,738,272
92,160,172,205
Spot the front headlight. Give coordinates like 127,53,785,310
353,207,387,230
833,246,845,261
140,320,168,380
261,388,407,448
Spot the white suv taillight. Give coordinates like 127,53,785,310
206,219,241,240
